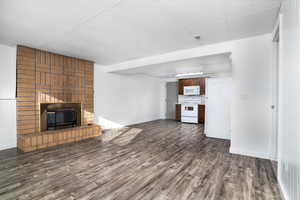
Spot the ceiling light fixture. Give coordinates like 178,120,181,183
175,72,204,77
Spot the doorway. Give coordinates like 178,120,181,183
166,82,178,120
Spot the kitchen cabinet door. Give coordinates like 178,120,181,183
176,104,181,121
198,105,205,123
200,78,206,95
178,78,206,95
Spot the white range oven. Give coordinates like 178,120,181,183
183,86,200,96
181,104,198,123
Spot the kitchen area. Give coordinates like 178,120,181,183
167,75,232,140
175,78,206,124
115,52,233,140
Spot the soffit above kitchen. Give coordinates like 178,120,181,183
0,0,281,65
113,53,232,79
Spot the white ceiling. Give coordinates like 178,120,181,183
0,0,281,65
114,53,232,79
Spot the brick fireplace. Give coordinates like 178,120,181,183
16,46,101,152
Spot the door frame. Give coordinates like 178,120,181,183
270,14,282,161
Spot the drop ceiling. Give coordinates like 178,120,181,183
0,0,281,65
114,53,232,79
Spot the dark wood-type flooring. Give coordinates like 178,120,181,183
0,120,281,200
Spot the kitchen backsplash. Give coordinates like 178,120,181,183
178,95,205,105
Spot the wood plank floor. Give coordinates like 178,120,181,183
0,120,281,200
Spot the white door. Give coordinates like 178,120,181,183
205,77,232,140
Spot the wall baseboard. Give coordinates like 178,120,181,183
269,155,278,162
0,144,16,151
229,147,269,160
98,117,164,130
206,134,230,140
124,118,164,127
278,176,288,200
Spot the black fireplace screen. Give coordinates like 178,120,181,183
40,103,81,132
47,108,77,130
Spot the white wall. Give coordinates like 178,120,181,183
94,65,166,129
278,1,300,200
0,44,16,99
0,44,17,150
0,100,16,150
104,34,273,159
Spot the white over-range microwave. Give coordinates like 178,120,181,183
183,86,200,96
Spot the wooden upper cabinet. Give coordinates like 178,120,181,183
178,78,206,95
199,78,205,95
178,80,183,95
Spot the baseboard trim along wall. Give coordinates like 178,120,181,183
0,144,16,151
229,147,270,160
124,118,165,127
278,177,288,200
206,134,230,140
104,118,165,130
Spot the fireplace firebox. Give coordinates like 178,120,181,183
47,108,77,130
40,103,81,131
